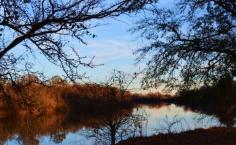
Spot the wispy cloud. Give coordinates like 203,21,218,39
78,38,138,65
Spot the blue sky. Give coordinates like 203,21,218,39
67,0,174,82
12,0,175,92
28,14,142,81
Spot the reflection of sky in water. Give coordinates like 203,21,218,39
135,104,221,136
4,131,95,145
39,132,94,145
4,104,221,145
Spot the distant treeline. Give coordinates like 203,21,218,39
172,77,236,127
0,74,169,116
175,77,236,105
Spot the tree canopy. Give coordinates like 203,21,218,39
134,0,236,90
0,0,154,82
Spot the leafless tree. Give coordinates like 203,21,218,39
0,0,155,82
85,112,147,145
154,115,186,134
108,70,140,100
133,0,236,90
0,0,156,108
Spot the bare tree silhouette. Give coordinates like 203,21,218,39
107,70,140,100
86,111,147,145
133,0,236,90
0,0,154,81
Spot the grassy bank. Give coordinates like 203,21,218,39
117,127,236,145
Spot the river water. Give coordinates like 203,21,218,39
2,103,224,145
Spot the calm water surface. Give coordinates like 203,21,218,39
3,104,222,145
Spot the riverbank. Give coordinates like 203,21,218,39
0,77,172,117
0,76,235,119
117,127,236,145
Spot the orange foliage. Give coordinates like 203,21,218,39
0,78,133,115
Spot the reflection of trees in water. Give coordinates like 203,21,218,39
153,114,221,135
177,104,236,128
174,82,236,128
154,115,187,134
1,102,235,145
0,106,134,145
50,128,66,144
1,114,42,145
218,105,236,127
15,135,39,145
85,111,147,145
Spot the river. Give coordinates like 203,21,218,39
2,103,227,145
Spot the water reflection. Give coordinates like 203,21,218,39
175,103,236,128
2,103,235,145
1,106,134,145
84,111,146,145
135,104,221,136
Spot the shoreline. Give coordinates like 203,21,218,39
117,127,236,145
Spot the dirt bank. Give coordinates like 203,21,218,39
117,127,236,145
